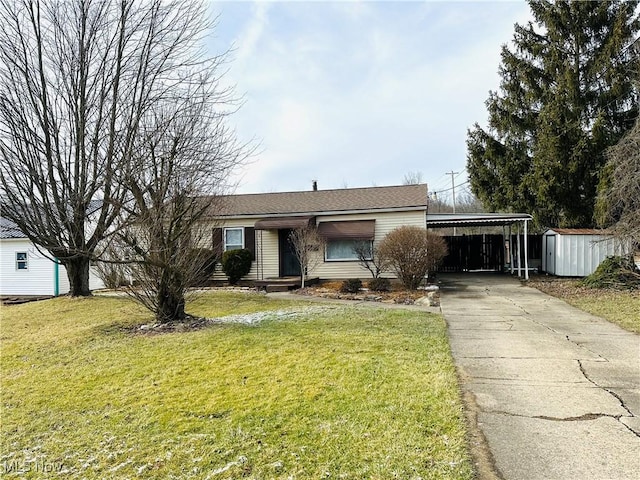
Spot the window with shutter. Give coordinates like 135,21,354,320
224,228,244,251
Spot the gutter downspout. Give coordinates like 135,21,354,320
54,258,60,296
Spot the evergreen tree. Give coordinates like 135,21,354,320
467,0,639,228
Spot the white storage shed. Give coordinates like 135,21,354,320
542,228,627,277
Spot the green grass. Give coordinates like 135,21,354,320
566,291,640,334
1,292,472,479
530,279,640,334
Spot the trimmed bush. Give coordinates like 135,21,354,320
368,277,391,292
221,249,252,285
340,278,362,293
378,226,448,290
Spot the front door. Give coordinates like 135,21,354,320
279,229,301,277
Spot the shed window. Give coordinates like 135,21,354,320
16,252,28,270
326,240,372,261
224,228,244,251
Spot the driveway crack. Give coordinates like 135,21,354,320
485,410,630,423
577,360,639,438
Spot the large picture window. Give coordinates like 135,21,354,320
325,239,372,261
224,228,244,251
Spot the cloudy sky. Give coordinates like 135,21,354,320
207,1,533,199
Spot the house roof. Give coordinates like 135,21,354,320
209,184,429,218
545,228,612,235
0,200,104,240
0,217,26,239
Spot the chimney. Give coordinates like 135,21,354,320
312,180,318,191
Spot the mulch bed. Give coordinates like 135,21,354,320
296,281,435,305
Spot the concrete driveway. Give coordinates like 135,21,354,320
440,274,640,480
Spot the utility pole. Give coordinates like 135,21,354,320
447,170,458,236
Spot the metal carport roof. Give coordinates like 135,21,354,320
426,213,533,280
426,213,532,228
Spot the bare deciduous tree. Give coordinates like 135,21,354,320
597,118,640,247
0,0,217,296
402,171,424,185
289,225,326,288
114,51,249,323
354,241,389,279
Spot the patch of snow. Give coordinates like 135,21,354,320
419,285,439,291
109,459,133,472
207,306,333,325
211,455,248,475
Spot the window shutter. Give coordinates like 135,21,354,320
212,228,223,260
244,227,256,260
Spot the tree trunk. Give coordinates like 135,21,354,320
156,292,186,323
64,256,92,296
156,272,186,323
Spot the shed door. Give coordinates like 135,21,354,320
545,235,556,275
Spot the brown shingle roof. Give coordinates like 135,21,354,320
208,184,428,217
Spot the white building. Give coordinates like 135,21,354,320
0,217,104,296
542,228,628,277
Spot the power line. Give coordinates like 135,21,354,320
431,180,469,195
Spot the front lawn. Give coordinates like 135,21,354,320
1,292,472,479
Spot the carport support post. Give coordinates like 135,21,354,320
524,220,529,280
509,224,514,274
517,224,522,278
502,225,506,272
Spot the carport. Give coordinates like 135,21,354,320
426,213,533,280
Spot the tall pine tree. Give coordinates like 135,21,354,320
467,0,639,228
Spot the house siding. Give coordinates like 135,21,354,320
1,239,56,295
314,210,426,280
209,210,427,282
208,219,270,281
255,229,280,279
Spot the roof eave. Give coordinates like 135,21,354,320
209,205,428,220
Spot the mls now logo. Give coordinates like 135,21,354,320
2,460,65,474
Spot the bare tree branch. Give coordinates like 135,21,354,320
598,118,640,247
289,224,326,289
354,241,389,279
0,0,229,296
402,171,424,185
112,68,251,323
